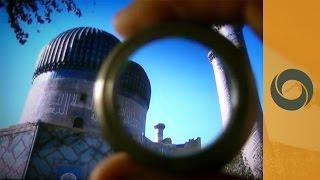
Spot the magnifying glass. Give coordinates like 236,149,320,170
94,23,259,174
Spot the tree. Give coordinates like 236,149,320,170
0,0,82,44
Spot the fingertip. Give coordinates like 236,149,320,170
113,8,129,38
90,153,146,179
244,0,263,39
89,153,126,179
112,0,175,39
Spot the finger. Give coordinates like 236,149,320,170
89,153,163,179
89,153,138,179
244,0,263,38
113,0,262,39
90,153,243,179
113,0,175,38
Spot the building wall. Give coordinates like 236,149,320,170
138,136,201,156
20,62,151,134
25,123,111,179
0,123,38,179
0,122,112,179
20,70,98,131
116,94,148,136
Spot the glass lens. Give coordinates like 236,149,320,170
113,37,232,157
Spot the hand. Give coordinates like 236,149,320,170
91,1,262,179
90,153,167,179
113,0,262,39
90,152,243,179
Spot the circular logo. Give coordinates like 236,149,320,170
271,69,313,110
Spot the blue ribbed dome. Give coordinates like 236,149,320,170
34,27,120,78
117,61,151,108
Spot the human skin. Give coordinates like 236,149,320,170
90,0,262,179
90,153,242,179
113,0,262,39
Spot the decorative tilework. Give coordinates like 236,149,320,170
0,122,111,179
0,123,37,179
25,123,111,179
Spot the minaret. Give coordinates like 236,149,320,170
208,25,262,178
154,123,165,143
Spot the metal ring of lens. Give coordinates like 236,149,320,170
94,23,259,173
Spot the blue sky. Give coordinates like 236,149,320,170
131,38,222,146
0,0,262,147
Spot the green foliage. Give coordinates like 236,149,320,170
0,0,82,44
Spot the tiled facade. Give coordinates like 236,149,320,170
26,123,111,179
0,123,37,179
0,122,111,179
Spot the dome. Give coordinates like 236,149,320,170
33,27,120,78
117,61,151,109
